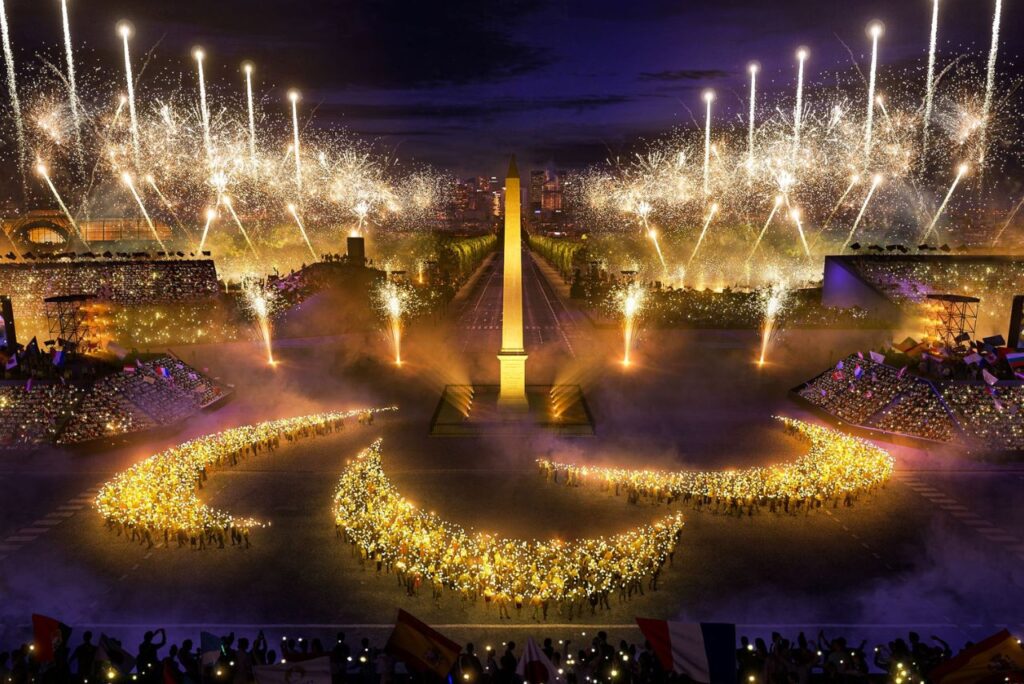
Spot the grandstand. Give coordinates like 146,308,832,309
794,353,1024,452
822,254,1024,336
0,356,229,448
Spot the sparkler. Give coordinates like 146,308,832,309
60,0,83,165
0,0,25,190
864,21,883,158
287,203,317,260
702,89,715,195
288,89,302,191
978,0,1002,165
618,282,645,366
243,62,257,162
121,173,168,252
193,47,211,154
376,282,411,365
922,0,940,158
747,62,758,170
117,21,140,161
36,164,86,247
243,278,277,365
921,163,968,243
758,281,790,366
687,202,719,267
841,174,883,251
221,196,260,260
747,195,784,262
794,48,808,151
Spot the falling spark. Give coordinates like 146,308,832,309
922,0,940,158
244,279,277,366
0,0,26,191
921,164,968,242
646,228,668,276
864,21,883,158
287,203,317,260
36,164,86,247
748,195,783,262
122,173,167,252
60,0,83,165
991,195,1024,246
702,90,715,195
117,21,140,160
289,89,302,191
145,174,194,245
222,195,260,260
617,282,646,366
747,63,758,169
193,47,211,154
790,207,811,257
243,62,257,162
841,174,883,251
758,281,790,366
687,202,719,267
198,207,216,252
979,0,1002,165
811,175,859,249
794,48,808,150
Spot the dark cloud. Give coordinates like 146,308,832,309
638,69,733,82
316,95,634,122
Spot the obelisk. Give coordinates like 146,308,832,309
497,156,528,409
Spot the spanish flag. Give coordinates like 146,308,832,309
930,629,1024,684
384,609,460,677
31,613,71,664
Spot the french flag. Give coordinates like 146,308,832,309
635,619,735,684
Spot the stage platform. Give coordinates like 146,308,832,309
429,384,594,436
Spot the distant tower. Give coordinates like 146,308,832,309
498,156,528,409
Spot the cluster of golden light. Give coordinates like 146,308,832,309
11,17,453,281
615,282,646,366
334,440,685,604
566,34,1020,291
95,408,396,537
373,280,419,365
538,417,894,506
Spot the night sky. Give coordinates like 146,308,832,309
6,0,1023,176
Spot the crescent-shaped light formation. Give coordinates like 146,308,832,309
538,417,894,509
95,407,396,539
333,439,686,605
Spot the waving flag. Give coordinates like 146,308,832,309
930,629,1024,683
384,609,459,677
635,619,735,684
516,638,560,684
255,655,331,684
97,634,135,674
31,614,70,664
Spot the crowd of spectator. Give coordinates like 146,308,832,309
0,623,1009,683
797,352,1024,450
0,357,227,448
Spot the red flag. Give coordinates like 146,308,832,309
31,613,70,664
930,629,1024,683
384,609,459,677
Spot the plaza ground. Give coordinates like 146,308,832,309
1,248,1023,651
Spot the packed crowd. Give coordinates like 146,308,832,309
798,352,1024,450
0,358,226,447
334,440,685,617
0,624,1013,683
95,408,395,549
0,260,219,343
538,418,895,516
